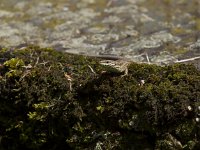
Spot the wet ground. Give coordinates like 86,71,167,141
0,0,200,65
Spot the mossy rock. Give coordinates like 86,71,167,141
0,46,199,150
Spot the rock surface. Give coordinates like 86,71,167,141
0,0,199,65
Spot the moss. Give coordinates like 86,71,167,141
172,48,189,55
0,46,200,150
171,27,188,35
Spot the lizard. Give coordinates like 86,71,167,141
97,52,151,76
66,52,149,76
99,59,132,76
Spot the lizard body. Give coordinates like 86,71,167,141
99,59,131,76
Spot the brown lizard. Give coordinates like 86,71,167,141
99,59,132,76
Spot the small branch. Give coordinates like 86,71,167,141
39,61,49,66
34,57,40,67
19,70,31,81
48,66,52,71
174,56,200,63
88,65,96,74
22,64,32,69
145,52,151,64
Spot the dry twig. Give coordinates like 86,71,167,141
88,65,96,74
174,56,200,63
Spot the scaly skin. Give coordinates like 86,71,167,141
100,59,131,76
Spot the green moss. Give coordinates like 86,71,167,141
171,27,188,35
0,46,199,150
172,48,189,55
4,58,24,69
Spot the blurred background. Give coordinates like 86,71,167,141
0,0,200,65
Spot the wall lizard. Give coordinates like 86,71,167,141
99,59,131,76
